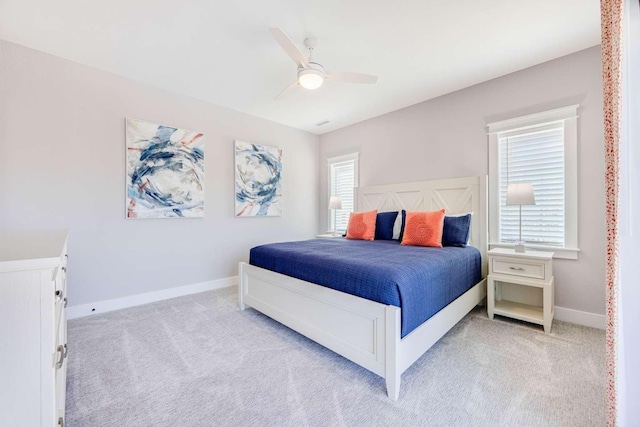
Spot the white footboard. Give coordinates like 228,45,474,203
239,262,400,381
239,262,485,400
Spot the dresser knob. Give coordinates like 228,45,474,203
58,416,64,427
63,297,68,308
55,289,64,303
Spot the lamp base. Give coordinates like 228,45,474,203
514,243,526,253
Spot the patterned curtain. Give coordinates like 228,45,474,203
601,0,624,425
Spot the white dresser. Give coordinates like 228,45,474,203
0,230,69,426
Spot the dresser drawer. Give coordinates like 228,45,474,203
491,258,547,281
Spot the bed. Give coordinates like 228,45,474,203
238,176,488,400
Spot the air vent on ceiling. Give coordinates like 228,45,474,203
316,119,330,126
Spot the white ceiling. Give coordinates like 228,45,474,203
0,0,601,135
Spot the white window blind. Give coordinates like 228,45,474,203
498,123,565,246
330,160,355,232
488,105,578,259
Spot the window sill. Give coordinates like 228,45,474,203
488,242,579,260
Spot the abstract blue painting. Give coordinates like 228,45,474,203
235,141,282,217
126,118,205,218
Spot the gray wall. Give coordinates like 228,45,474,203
319,46,605,316
0,40,320,306
0,39,607,318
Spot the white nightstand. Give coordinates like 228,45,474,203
487,248,555,333
315,233,343,238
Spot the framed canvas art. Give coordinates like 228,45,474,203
235,141,282,217
126,118,205,218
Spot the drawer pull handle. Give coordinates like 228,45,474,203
55,344,68,369
509,267,525,271
55,289,64,303
58,416,64,427
63,297,68,308
62,266,66,272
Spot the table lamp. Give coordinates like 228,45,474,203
329,196,343,236
506,183,536,253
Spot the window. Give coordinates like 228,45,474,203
488,106,579,259
327,153,359,233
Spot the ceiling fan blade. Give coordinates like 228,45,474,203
275,80,299,100
270,28,309,68
326,71,378,84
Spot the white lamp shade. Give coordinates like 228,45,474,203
506,183,536,206
329,196,343,210
298,69,324,90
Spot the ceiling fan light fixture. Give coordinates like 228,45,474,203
270,28,377,100
298,68,324,90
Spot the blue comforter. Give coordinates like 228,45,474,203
249,238,481,337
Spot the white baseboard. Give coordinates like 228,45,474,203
67,279,605,329
67,276,237,320
554,305,606,330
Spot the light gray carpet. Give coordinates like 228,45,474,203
66,287,605,426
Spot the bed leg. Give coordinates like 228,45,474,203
238,262,246,311
385,306,401,401
386,372,401,401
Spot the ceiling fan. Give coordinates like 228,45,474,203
270,27,378,100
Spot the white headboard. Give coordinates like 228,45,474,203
355,176,488,276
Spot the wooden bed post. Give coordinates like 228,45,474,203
238,262,246,311
385,305,401,401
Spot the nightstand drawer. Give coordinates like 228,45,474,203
491,258,546,280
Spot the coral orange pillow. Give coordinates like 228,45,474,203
401,209,446,247
345,210,378,241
